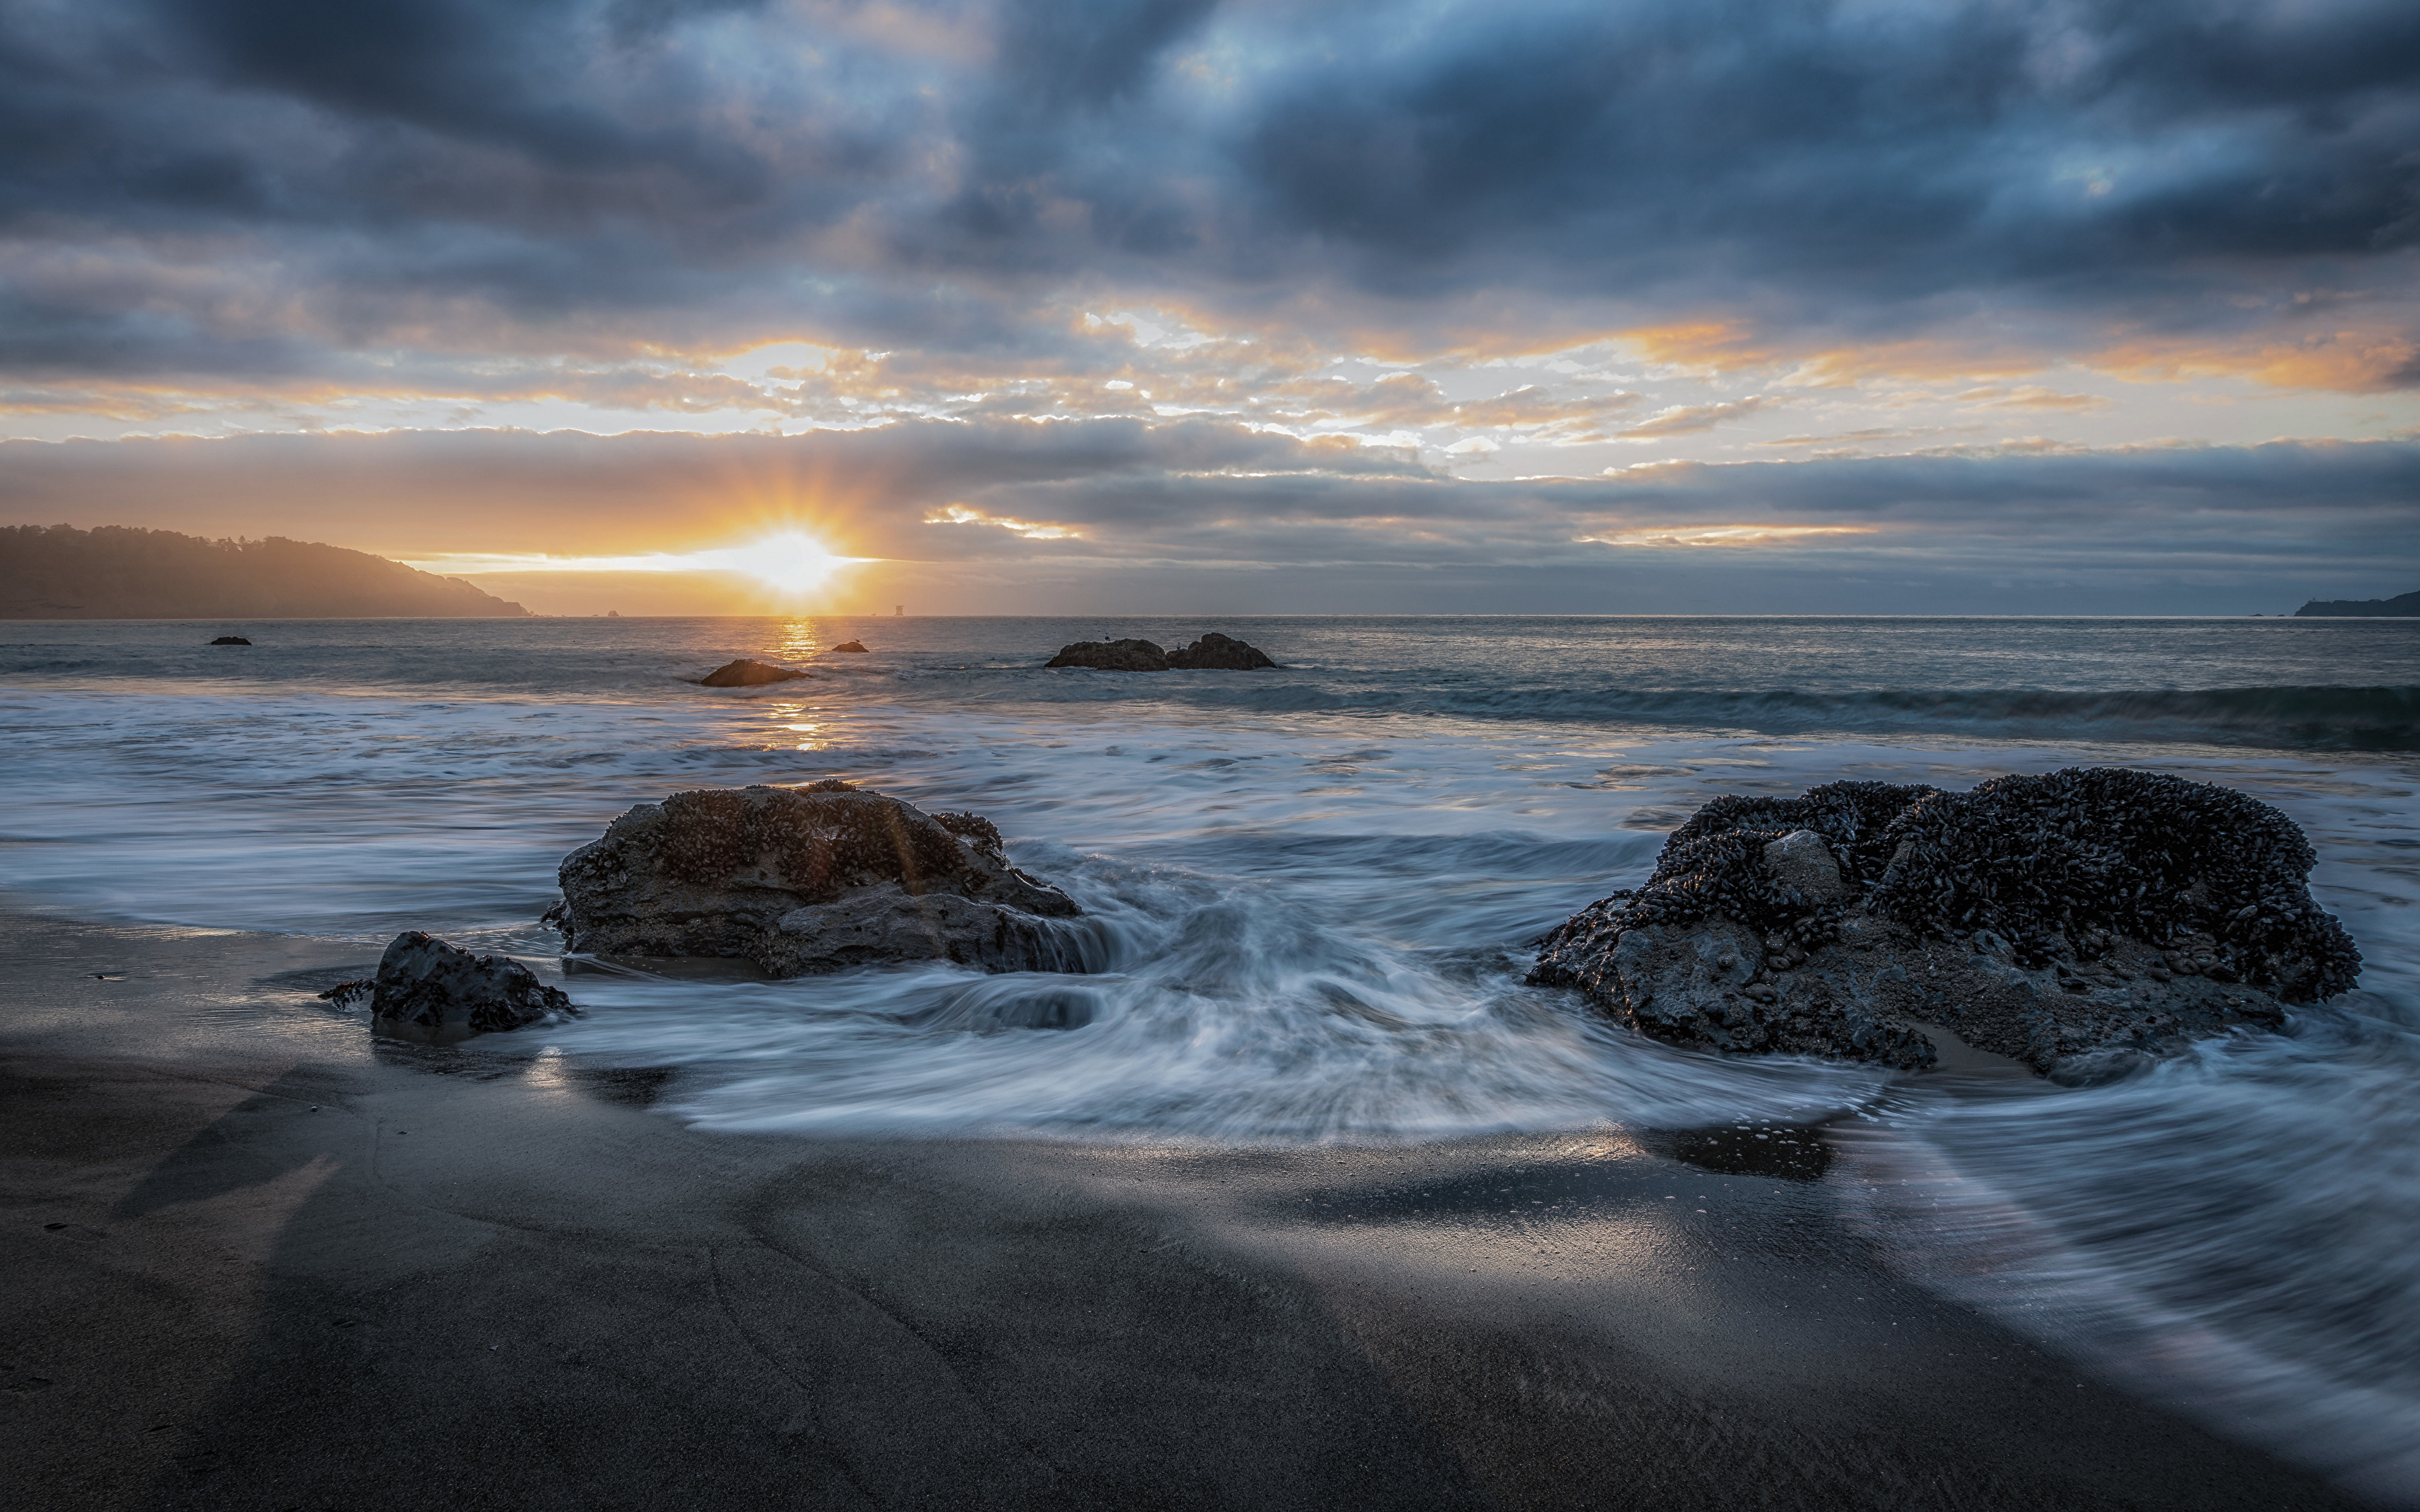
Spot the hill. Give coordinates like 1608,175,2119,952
2293,590,2420,617
0,525,528,619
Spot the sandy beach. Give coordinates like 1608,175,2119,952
2,912,2366,1511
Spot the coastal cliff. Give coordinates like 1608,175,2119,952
0,524,528,619
2292,588,2420,617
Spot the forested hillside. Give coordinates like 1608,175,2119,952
0,525,527,618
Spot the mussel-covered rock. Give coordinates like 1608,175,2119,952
1531,769,2361,1075
551,781,1093,977
323,931,573,1040
698,658,810,687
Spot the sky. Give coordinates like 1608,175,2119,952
2,0,2416,615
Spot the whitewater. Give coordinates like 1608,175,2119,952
4,612,2417,1496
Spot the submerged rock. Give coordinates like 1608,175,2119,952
831,639,869,653
1165,632,1277,670
698,658,810,687
1531,769,2362,1075
209,635,251,645
1044,632,1277,670
551,781,1092,977
325,931,573,1038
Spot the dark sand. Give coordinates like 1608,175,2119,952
1,915,2366,1510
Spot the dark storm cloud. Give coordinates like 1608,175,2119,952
4,0,2416,379
1236,0,2420,299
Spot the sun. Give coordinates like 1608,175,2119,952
740,531,844,595
720,531,856,597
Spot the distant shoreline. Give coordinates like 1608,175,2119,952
0,524,528,619
2294,589,2420,618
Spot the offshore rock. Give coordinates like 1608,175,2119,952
1531,769,2362,1075
328,931,573,1039
1045,632,1277,670
831,640,869,653
699,658,810,687
1046,638,1172,671
551,781,1092,977
209,635,251,645
1165,632,1277,670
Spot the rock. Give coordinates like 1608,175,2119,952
1044,632,1277,670
1531,769,2362,1075
209,635,251,645
334,931,573,1038
699,658,810,687
1046,638,1170,671
1164,632,1277,670
551,781,1094,977
831,640,869,653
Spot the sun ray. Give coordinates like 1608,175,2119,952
398,530,876,602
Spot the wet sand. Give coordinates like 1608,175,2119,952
1,914,2367,1510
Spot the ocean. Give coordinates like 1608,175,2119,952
4,613,2418,1494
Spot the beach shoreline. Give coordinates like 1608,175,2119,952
1,912,2369,1509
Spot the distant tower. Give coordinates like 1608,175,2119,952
894,604,903,617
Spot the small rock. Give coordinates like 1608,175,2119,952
830,640,869,653
364,932,573,1038
698,658,810,687
209,635,251,646
316,978,373,1010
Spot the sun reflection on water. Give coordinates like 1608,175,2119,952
775,620,822,660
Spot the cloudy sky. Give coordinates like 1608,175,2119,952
3,0,2416,613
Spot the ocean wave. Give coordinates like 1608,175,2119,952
554,850,1885,1143
1837,992,2420,1504
916,676,2420,751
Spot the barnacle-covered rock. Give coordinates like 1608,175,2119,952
1531,769,2361,1075
551,781,1096,977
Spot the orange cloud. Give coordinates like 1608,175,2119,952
2092,329,2420,393
1616,321,1780,374
1783,340,2054,387
0,386,217,420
